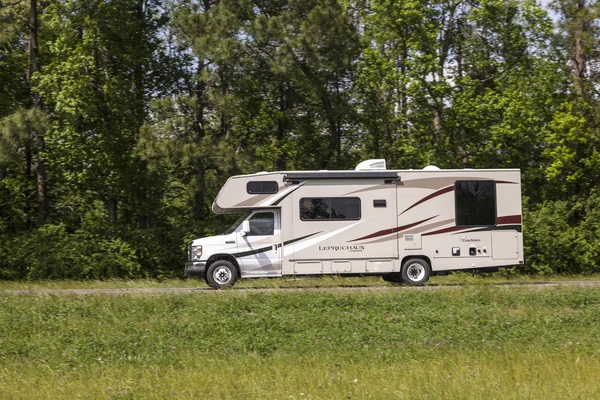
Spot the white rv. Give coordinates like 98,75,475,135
185,160,524,288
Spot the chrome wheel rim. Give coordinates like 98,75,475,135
407,263,425,281
214,266,232,285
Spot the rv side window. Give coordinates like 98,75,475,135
454,180,496,226
247,212,274,235
247,181,278,194
299,198,361,221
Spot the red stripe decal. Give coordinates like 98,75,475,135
348,215,438,242
399,186,454,215
425,215,521,237
422,226,466,236
497,215,522,224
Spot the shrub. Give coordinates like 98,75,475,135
524,192,600,274
1,224,142,279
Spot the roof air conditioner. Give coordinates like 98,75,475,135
355,159,387,171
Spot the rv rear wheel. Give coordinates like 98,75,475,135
382,273,403,283
401,258,431,286
206,260,238,289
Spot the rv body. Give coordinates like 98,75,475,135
185,160,524,288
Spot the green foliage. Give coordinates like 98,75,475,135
0,223,141,279
524,191,600,274
0,108,48,165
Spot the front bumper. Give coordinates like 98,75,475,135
185,261,207,277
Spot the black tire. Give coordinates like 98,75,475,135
382,273,403,283
205,260,238,289
401,258,431,286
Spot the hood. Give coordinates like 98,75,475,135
191,233,237,247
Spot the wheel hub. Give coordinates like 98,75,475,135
407,263,425,281
214,266,231,284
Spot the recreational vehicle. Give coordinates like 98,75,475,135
185,160,524,288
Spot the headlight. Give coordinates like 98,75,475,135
190,245,203,261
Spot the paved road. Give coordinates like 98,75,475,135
2,280,600,296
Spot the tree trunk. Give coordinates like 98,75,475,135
135,0,150,229
322,92,340,168
25,144,33,228
36,155,47,225
106,198,118,225
276,78,287,171
28,0,48,226
138,181,149,229
571,0,586,97
193,60,208,220
432,107,441,138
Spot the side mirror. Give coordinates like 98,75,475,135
241,220,250,236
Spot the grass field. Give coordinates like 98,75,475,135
1,286,599,399
1,272,600,291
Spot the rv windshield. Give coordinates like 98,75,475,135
222,212,250,235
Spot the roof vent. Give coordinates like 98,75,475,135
423,165,440,171
355,159,387,171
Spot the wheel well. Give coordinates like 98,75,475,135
206,254,241,276
401,255,432,270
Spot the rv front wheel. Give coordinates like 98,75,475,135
401,259,431,286
206,260,238,289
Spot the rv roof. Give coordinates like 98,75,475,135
244,168,519,178
284,171,400,181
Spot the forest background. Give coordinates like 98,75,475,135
0,0,598,280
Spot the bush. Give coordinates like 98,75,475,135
0,224,142,279
524,192,600,274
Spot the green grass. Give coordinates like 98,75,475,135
1,286,600,398
0,272,599,291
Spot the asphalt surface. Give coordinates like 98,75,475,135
1,280,600,296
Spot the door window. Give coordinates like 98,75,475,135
248,212,274,236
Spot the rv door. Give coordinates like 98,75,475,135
237,210,282,277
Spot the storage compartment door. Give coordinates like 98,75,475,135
331,261,351,273
491,231,519,260
294,261,322,274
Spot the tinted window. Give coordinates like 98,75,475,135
455,180,496,226
247,181,278,194
300,198,361,221
248,212,274,235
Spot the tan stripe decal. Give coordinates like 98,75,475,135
344,185,388,195
399,186,454,215
402,177,465,189
233,185,286,207
233,194,270,207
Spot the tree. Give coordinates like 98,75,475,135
541,0,600,199
36,0,173,227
